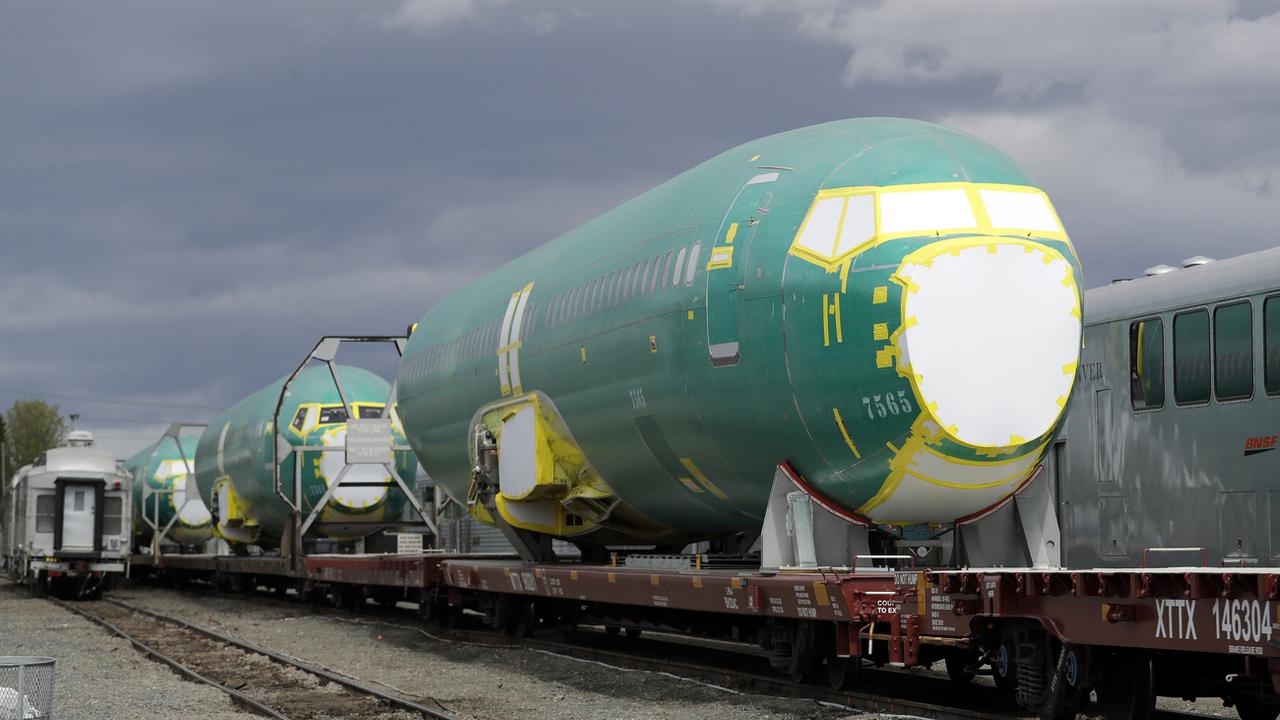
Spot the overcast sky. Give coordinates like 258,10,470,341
2,0,1277,458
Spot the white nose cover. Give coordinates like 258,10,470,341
894,239,1080,449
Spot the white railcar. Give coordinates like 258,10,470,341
1,431,132,598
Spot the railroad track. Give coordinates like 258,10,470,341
103,581,1227,720
47,595,457,720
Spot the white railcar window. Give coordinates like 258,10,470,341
35,494,55,532
1266,297,1280,395
1174,310,1211,405
1214,301,1253,401
1128,318,1165,411
103,496,123,535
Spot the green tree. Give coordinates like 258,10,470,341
3,400,68,483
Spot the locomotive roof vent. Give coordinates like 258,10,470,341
1182,255,1214,268
1144,264,1178,276
64,430,95,447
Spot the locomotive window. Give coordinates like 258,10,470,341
35,494,55,532
291,407,307,432
1214,301,1253,401
103,496,123,535
685,242,701,285
1174,309,1211,405
1267,297,1280,395
318,406,349,424
1129,318,1165,410
358,405,384,419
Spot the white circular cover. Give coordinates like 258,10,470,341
896,240,1080,448
320,428,391,509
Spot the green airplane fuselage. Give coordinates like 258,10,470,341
396,118,1082,543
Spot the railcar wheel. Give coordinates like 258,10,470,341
993,638,1018,692
1099,654,1154,720
1233,697,1280,720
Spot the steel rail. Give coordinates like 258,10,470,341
48,597,292,720
97,597,457,720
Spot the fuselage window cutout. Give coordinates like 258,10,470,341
660,250,673,291
318,405,349,425
649,254,662,294
1213,300,1253,402
544,296,555,329
1129,317,1165,411
1265,296,1280,395
291,407,308,432
623,263,636,303
672,247,687,288
608,270,619,307
641,257,654,297
565,287,577,324
1173,308,1211,406
632,260,643,298
685,242,702,286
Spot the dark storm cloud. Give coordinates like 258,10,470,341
1,0,1277,455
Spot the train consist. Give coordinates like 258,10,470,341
1,431,132,597
17,117,1278,719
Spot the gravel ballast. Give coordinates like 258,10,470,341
0,579,259,720
110,583,868,720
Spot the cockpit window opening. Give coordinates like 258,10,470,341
357,404,384,419
291,407,308,432
318,405,349,425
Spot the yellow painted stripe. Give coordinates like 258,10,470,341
832,408,862,459
679,457,729,500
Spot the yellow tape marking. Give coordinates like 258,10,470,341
678,477,704,493
580,346,587,363
873,323,888,341
833,408,862,459
725,222,738,245
687,310,695,320
693,576,703,589
822,293,831,347
876,346,894,369
731,577,743,589
680,457,729,500
832,294,843,343
750,154,761,161
608,573,616,583
650,575,660,586
872,286,888,304
570,569,579,580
